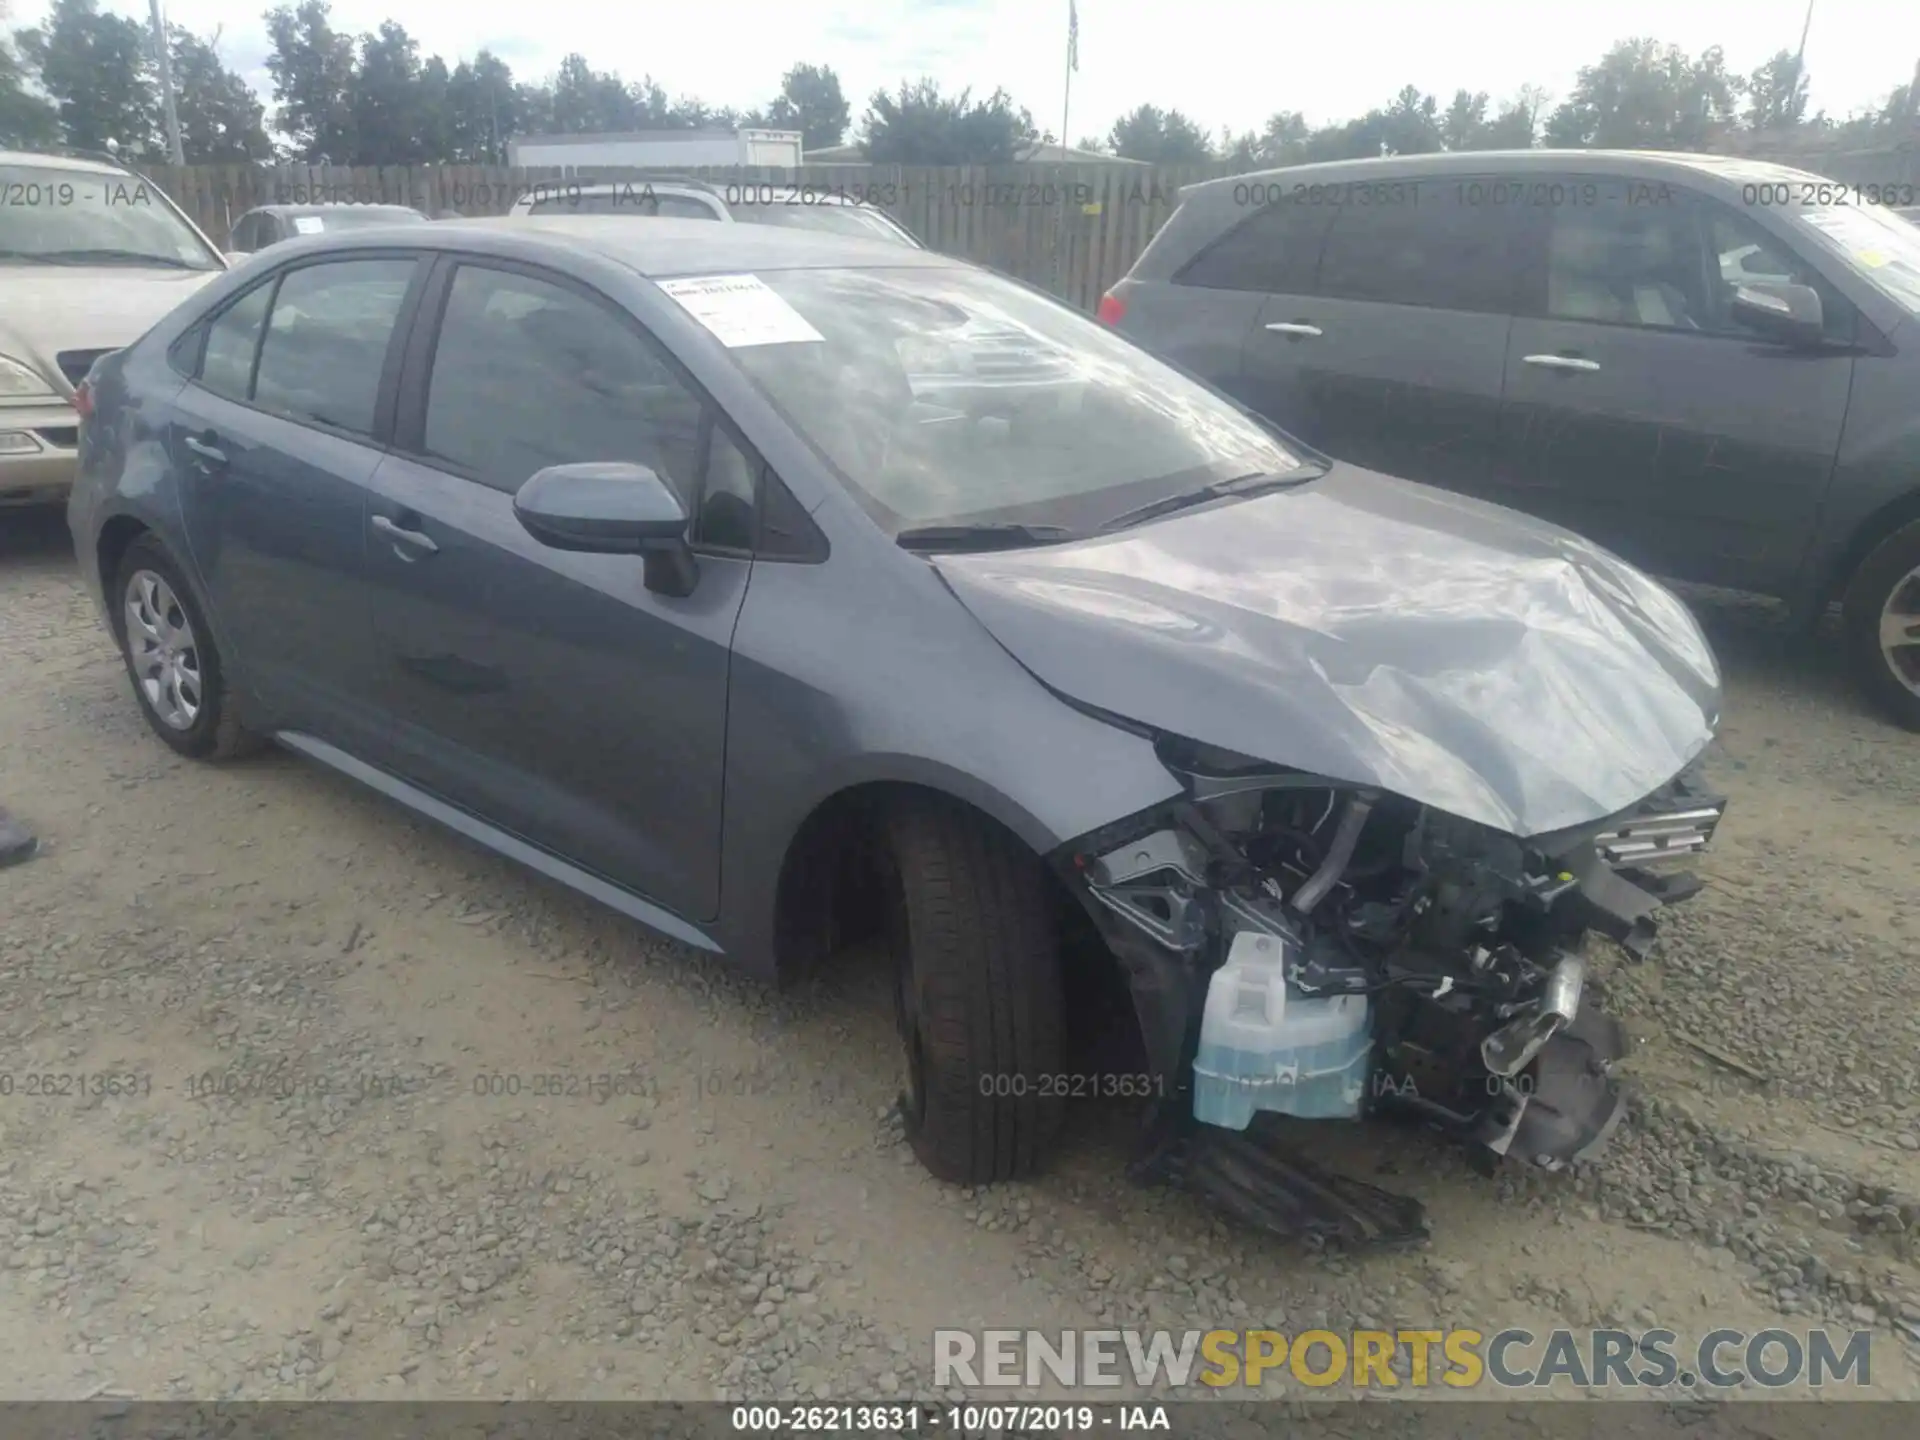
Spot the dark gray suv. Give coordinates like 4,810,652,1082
1104,151,1920,729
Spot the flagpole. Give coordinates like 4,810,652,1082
1062,6,1073,157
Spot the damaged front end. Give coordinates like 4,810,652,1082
1057,736,1725,1248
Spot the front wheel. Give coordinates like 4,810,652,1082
880,798,1066,1184
112,535,265,760
1841,518,1920,731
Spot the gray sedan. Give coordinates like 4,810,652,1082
68,218,1725,1241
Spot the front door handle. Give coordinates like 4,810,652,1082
1522,353,1601,373
182,433,227,468
1264,321,1324,338
372,513,439,556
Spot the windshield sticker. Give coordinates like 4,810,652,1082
658,274,825,348
1856,250,1890,269
291,216,324,234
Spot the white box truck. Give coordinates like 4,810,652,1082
507,129,804,171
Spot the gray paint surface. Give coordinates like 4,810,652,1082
935,463,1720,839
71,216,1724,977
1111,148,1920,619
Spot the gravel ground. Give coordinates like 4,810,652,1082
1,508,1916,1408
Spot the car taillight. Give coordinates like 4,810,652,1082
73,379,93,421
1096,291,1126,326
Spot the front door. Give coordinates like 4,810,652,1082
1495,180,1856,593
361,258,750,923
169,254,421,751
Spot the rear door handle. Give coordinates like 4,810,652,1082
1522,353,1601,373
372,513,439,556
1264,322,1323,338
181,433,227,467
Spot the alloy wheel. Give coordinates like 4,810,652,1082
124,570,203,730
1880,564,1920,699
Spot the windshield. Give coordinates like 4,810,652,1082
697,266,1306,534
282,208,427,233
730,202,918,246
0,163,221,269
1786,203,1920,315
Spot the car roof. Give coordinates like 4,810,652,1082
368,215,957,276
0,149,132,176
532,178,880,210
1179,147,1837,202
245,203,426,217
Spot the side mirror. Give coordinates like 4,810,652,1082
513,462,698,595
1730,281,1826,348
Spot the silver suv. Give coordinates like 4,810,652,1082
2,149,226,508
505,176,921,246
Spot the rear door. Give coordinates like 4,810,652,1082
361,257,751,922
1495,177,1857,592
1240,178,1526,491
167,253,425,753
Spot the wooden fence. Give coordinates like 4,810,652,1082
141,162,1220,312
140,141,1920,312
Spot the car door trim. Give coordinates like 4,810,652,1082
274,731,723,953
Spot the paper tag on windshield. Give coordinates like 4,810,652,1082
291,216,324,235
658,274,824,348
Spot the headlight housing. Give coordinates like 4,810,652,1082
0,354,58,402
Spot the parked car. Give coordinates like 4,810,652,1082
225,203,430,261
1,149,227,510
69,217,1726,1241
1102,151,1920,730
506,176,922,247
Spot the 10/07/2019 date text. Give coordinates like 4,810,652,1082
730,1403,1170,1432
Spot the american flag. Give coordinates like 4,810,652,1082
1068,1,1080,72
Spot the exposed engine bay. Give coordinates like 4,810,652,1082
1060,735,1725,1247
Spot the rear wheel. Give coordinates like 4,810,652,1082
1842,519,1920,731
112,536,265,760
880,798,1065,1184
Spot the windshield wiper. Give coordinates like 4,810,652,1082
1095,465,1327,535
0,249,60,264
32,249,210,270
895,522,1077,552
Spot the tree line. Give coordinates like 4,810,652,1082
2,0,1917,168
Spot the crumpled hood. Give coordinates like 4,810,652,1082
933,463,1722,838
0,268,220,388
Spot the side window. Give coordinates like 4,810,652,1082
198,282,273,400
252,258,415,435
1700,202,1856,343
420,264,704,498
1315,183,1525,313
1541,196,1710,332
694,421,760,551
227,215,254,251
1174,197,1334,295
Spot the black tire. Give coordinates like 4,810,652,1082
1841,518,1920,732
111,535,265,760
881,797,1065,1184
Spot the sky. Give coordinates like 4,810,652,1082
16,0,1920,146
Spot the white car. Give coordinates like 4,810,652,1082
1,149,226,509
504,177,921,246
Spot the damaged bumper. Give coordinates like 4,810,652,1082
1057,746,1725,1245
